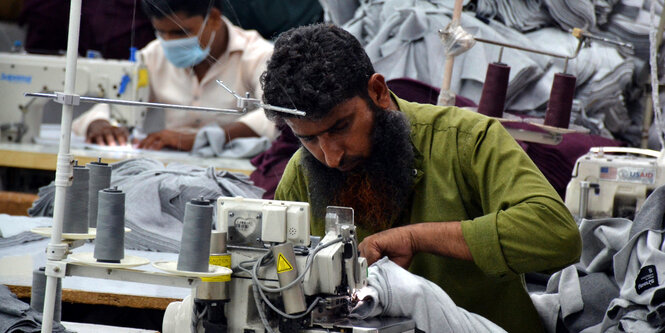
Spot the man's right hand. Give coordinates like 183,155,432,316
86,119,129,146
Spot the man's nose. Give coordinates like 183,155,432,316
319,136,343,169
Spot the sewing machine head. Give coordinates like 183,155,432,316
565,147,665,220
0,52,149,143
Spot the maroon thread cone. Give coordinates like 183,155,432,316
544,73,577,128
478,62,511,118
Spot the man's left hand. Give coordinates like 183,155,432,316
358,225,417,268
138,129,196,151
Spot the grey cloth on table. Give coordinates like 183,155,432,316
28,158,264,252
530,186,665,332
0,285,68,333
351,257,506,332
0,214,50,248
191,124,271,158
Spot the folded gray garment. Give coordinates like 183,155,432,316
543,0,596,31
476,0,552,32
351,257,506,332
28,158,264,252
0,285,68,333
0,215,50,248
191,125,271,158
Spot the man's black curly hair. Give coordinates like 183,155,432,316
141,0,220,19
261,24,375,123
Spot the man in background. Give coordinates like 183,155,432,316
72,0,277,150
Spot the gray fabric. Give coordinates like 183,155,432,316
531,185,665,332
28,158,264,252
191,124,271,158
334,0,638,142
0,214,49,248
0,284,68,333
352,257,506,332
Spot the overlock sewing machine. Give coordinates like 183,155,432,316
565,147,665,219
0,52,149,143
162,196,415,333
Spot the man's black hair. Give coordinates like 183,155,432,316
261,24,375,123
141,0,221,19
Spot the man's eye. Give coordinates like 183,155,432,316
330,122,349,134
300,136,316,143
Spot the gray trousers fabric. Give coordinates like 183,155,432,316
531,185,665,332
0,284,68,333
351,257,506,332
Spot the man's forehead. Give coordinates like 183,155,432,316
287,97,365,135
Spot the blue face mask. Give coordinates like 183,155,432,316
158,14,216,68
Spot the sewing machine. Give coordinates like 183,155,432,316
162,197,415,333
0,52,149,143
565,147,665,219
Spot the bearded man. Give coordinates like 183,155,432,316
262,24,581,333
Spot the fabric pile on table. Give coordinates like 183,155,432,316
0,215,50,248
0,285,68,333
530,185,665,332
28,158,264,252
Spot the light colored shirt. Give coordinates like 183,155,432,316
275,96,582,333
72,17,278,140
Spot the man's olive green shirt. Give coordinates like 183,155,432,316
275,96,582,333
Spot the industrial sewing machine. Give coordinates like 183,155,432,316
162,197,415,333
565,147,665,220
0,52,149,143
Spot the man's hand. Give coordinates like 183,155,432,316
138,129,195,151
86,119,129,146
358,225,417,268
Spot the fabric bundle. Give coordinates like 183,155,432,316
477,0,552,32
0,215,50,248
530,186,665,332
0,285,68,333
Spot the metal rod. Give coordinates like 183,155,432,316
498,46,504,63
579,181,590,220
216,80,306,116
24,92,246,115
474,37,572,59
437,0,464,106
42,0,81,331
257,103,306,116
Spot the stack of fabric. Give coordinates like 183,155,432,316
600,0,663,59
476,0,552,32
341,0,544,110
325,0,661,146
542,0,597,31
0,214,49,248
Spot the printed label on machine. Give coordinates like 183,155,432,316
276,253,294,273
616,167,656,184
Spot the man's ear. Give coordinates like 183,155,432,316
208,7,223,30
367,73,391,109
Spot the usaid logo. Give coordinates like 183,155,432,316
617,167,655,184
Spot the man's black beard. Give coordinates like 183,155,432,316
301,102,415,231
